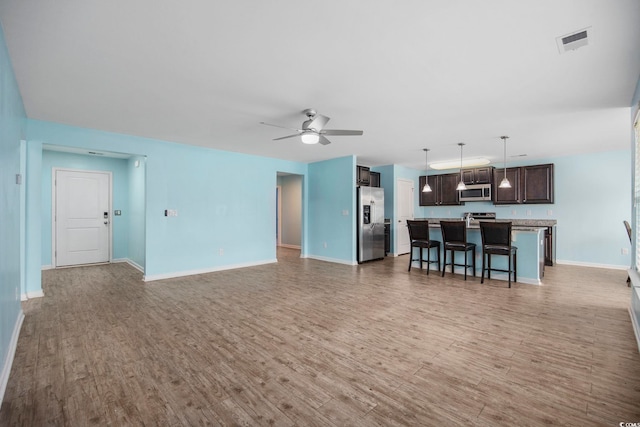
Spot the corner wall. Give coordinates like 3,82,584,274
0,20,26,403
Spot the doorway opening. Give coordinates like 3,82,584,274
276,172,303,258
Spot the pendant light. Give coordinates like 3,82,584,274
456,143,467,191
499,136,512,188
422,148,432,192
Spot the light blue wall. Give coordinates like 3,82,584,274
40,150,130,266
412,150,632,268
308,156,356,263
128,156,146,269
25,120,308,287
0,22,26,399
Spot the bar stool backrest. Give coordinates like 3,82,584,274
407,220,430,242
440,221,467,244
480,221,512,247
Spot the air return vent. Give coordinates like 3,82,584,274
556,27,591,53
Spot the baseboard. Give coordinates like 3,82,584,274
555,260,628,270
112,258,144,273
41,264,53,271
0,309,24,404
303,255,358,266
278,244,301,250
20,290,44,301
143,259,278,282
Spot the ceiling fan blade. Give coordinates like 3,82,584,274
308,114,330,131
318,135,332,145
260,122,301,132
273,133,301,141
321,129,363,136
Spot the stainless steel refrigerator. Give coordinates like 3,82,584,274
357,187,385,263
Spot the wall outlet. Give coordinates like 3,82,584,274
547,209,553,216
622,248,629,255
526,210,532,216
323,242,327,248
219,248,224,256
342,210,349,216
511,210,517,216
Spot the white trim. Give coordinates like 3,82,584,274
630,305,640,354
52,168,113,267
21,290,45,301
143,259,277,282
629,281,640,353
555,259,628,270
41,264,53,270
112,258,145,273
278,244,301,250
0,310,24,404
276,185,282,247
302,254,358,266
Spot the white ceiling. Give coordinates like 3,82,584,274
1,1,639,169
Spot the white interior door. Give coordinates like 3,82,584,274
55,169,111,267
397,178,414,255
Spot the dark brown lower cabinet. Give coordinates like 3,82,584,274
544,227,554,266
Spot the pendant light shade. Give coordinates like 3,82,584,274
499,136,511,188
456,143,467,191
422,148,432,193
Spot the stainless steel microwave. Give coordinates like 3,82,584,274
459,183,492,202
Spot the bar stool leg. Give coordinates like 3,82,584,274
481,251,486,284
463,250,467,280
441,249,447,277
472,247,476,277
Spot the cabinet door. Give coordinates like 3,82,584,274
461,169,475,184
370,171,380,188
473,167,493,184
522,164,554,204
493,167,521,204
440,173,462,205
419,175,438,206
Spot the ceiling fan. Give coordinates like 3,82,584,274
260,109,363,145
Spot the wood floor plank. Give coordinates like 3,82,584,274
1,248,639,425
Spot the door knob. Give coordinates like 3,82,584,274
104,221,109,225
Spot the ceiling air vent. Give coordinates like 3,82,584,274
556,27,591,53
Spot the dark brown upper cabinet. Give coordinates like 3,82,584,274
522,163,554,204
419,173,463,206
493,163,554,205
461,167,493,184
493,167,522,204
369,171,381,187
356,165,370,186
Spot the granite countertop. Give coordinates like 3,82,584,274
414,217,556,231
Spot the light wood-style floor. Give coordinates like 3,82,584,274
2,248,639,425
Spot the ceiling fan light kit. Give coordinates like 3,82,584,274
261,108,363,146
301,132,320,144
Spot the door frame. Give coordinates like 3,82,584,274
52,167,113,267
396,178,415,256
276,185,282,246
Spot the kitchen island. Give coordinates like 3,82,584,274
413,218,557,285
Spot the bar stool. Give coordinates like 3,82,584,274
407,220,440,274
479,221,517,288
440,221,476,280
